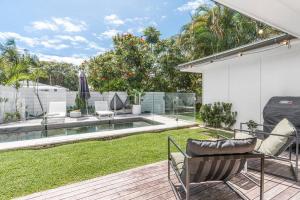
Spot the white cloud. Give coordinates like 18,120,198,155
31,21,58,31
55,35,105,51
39,39,69,50
137,27,145,33
0,31,106,52
104,14,124,26
0,32,37,47
31,17,87,32
177,0,205,12
100,29,120,39
125,17,149,23
52,17,87,32
0,32,70,50
38,53,86,65
127,28,134,34
94,51,105,56
101,15,158,36
125,17,157,33
149,21,158,27
55,35,88,43
87,42,106,51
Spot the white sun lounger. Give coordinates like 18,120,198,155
47,101,66,118
95,101,114,118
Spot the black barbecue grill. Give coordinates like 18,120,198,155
263,96,300,133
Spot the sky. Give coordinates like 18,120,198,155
0,0,207,65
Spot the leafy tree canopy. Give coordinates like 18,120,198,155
85,3,279,96
1,2,281,97
39,61,79,91
0,39,79,91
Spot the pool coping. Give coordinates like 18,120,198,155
0,115,197,151
0,116,159,134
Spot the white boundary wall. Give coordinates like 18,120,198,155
201,39,300,128
0,86,20,123
0,87,171,123
0,85,67,122
67,91,128,108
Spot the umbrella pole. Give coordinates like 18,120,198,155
86,97,88,115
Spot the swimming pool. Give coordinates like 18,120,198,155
0,118,161,143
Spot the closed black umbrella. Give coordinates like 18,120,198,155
79,70,90,114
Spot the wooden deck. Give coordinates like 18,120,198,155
16,158,300,200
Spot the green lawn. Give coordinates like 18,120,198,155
0,127,228,199
195,112,203,123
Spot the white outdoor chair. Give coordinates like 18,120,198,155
95,101,114,118
47,101,66,118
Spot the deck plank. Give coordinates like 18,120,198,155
16,156,300,200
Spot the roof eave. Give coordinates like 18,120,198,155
178,34,294,71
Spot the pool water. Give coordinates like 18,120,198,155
0,120,159,143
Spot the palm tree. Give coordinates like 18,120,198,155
143,26,160,45
0,40,32,112
179,4,280,60
29,56,47,115
0,39,46,113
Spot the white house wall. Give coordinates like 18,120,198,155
260,44,300,107
228,55,261,125
202,40,300,128
203,64,229,103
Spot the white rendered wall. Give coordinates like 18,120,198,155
0,87,168,122
0,86,27,122
202,39,300,128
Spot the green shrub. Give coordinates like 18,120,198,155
4,112,21,122
75,94,86,113
200,102,237,129
246,120,258,132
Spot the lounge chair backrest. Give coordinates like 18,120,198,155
95,101,109,111
48,101,66,115
180,138,256,184
168,136,264,200
181,154,247,184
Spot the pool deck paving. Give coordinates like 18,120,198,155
0,114,196,151
15,156,300,200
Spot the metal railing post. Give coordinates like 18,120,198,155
260,156,264,200
168,137,170,180
296,133,299,181
185,158,190,200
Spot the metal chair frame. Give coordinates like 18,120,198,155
168,136,265,200
235,122,299,182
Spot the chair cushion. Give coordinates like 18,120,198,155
235,131,262,150
186,138,257,157
170,152,184,174
258,118,296,156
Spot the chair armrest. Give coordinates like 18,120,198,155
168,136,191,159
236,129,296,139
240,122,275,131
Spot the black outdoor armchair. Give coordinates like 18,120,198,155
168,136,265,200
